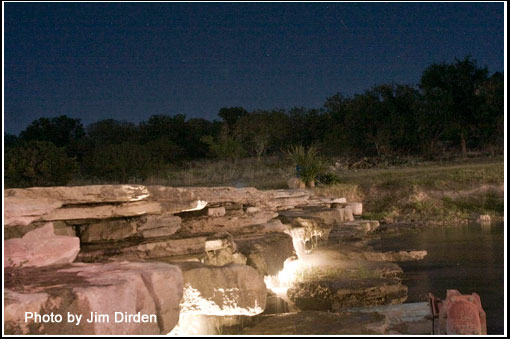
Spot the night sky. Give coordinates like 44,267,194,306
4,2,505,135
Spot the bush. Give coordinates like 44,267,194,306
285,145,327,186
5,140,79,188
201,133,245,160
82,142,156,182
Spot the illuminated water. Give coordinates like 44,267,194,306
369,222,505,334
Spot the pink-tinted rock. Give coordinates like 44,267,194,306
41,201,163,221
4,197,63,227
5,223,80,268
4,185,150,204
4,261,183,335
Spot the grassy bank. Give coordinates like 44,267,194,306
160,156,505,225
314,159,504,225
71,156,504,225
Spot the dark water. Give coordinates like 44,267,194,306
369,223,505,334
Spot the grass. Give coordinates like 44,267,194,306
314,159,504,224
143,156,293,189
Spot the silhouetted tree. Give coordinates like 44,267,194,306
86,119,138,145
19,115,85,147
218,107,248,129
420,56,489,157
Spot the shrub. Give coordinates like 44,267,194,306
4,140,79,187
285,145,327,186
201,133,245,160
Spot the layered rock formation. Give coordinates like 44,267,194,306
4,184,422,335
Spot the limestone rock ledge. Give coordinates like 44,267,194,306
4,261,183,335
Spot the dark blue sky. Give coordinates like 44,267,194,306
4,2,505,135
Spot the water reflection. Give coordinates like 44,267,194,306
369,222,504,334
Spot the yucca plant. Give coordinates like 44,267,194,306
285,145,326,187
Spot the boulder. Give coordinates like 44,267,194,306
4,261,183,335
5,223,80,268
203,234,247,266
176,262,266,316
287,178,306,189
236,233,295,276
348,202,363,215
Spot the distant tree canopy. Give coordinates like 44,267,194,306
5,140,79,187
19,115,85,148
4,57,504,187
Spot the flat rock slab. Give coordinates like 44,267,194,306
307,244,427,263
77,236,207,262
41,201,163,221
146,186,265,205
178,210,278,235
236,311,389,335
288,278,408,311
328,220,380,241
176,262,266,316
345,302,431,334
235,233,294,276
4,261,183,335
279,207,343,226
5,185,150,203
79,214,182,243
5,223,80,268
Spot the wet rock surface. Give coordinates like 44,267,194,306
236,232,294,276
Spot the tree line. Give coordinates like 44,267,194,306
4,57,504,187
